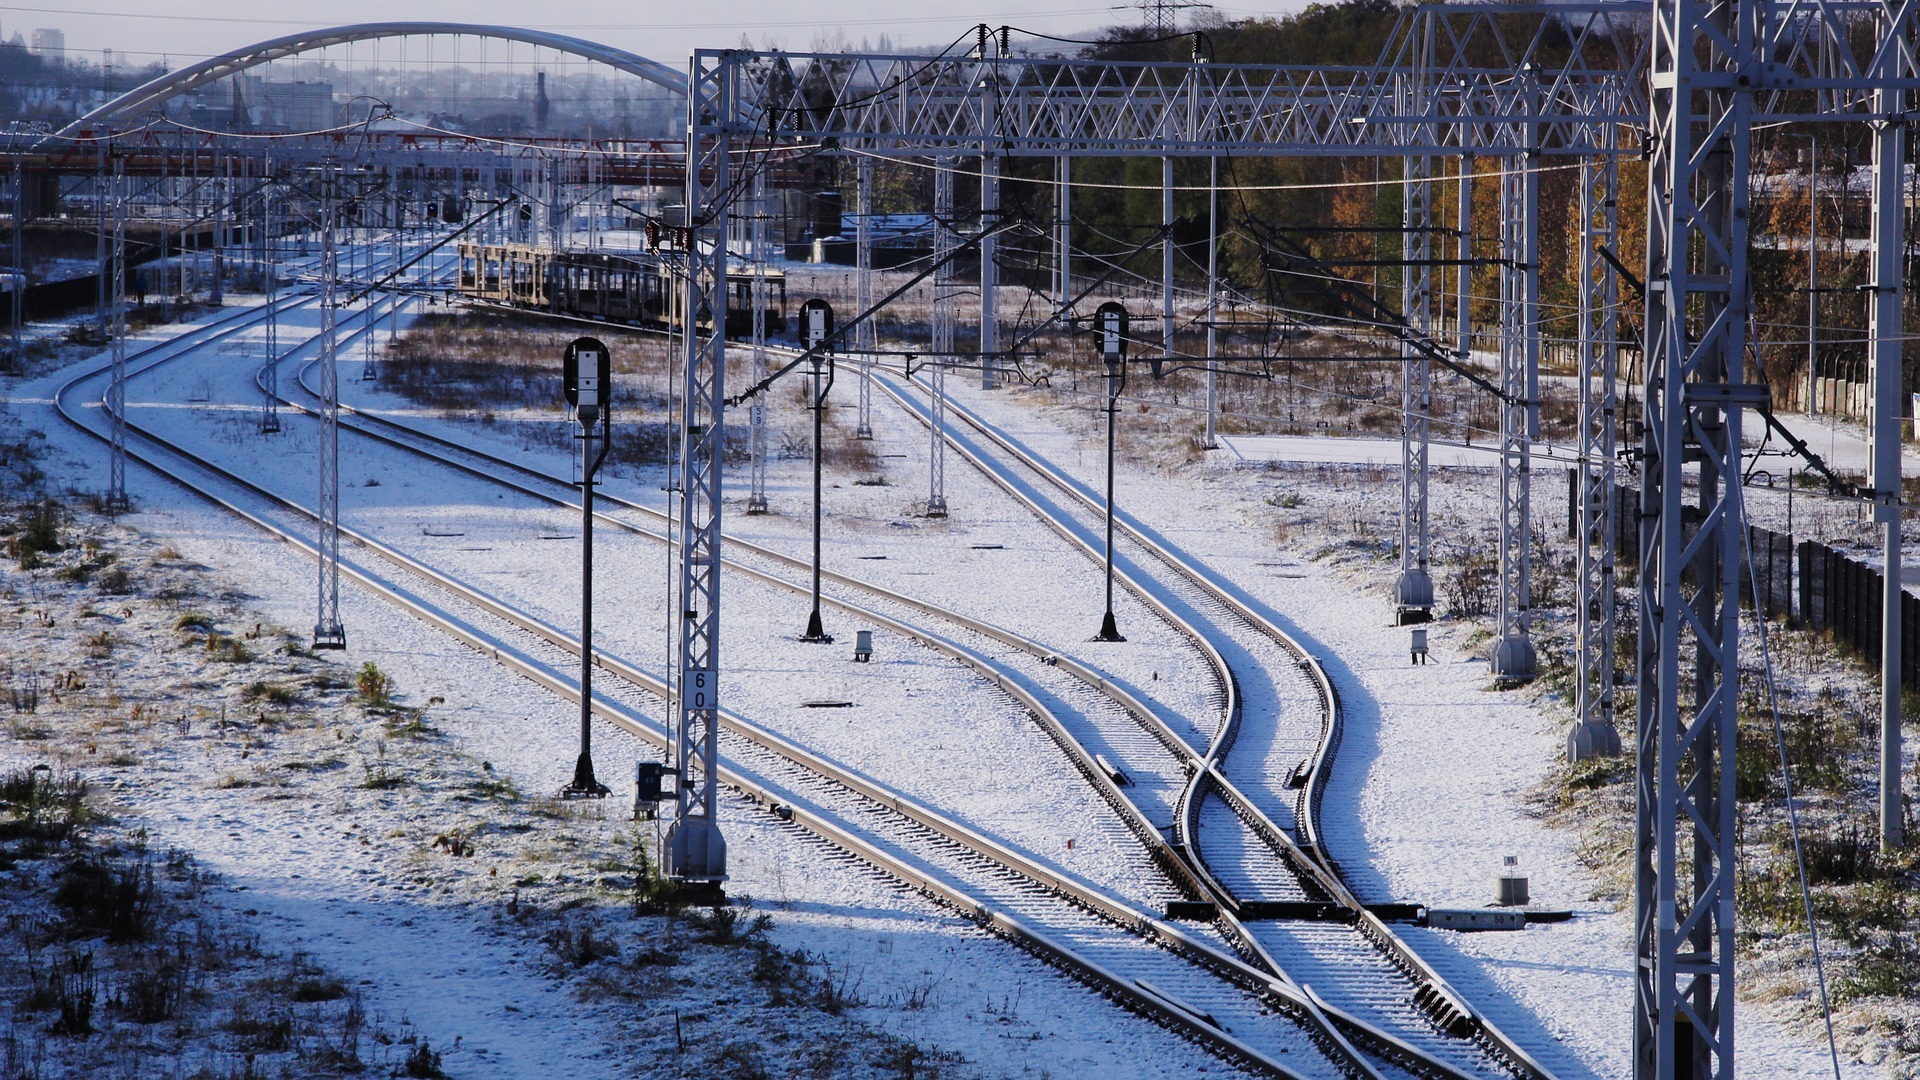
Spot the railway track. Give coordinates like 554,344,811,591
275,316,1546,1078
271,314,1506,1079
869,370,1556,1080
320,287,1558,1078
46,274,1442,1080
44,261,1569,1077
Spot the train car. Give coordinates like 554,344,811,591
456,241,785,336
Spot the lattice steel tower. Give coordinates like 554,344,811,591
927,160,954,518
313,161,347,651
104,157,129,511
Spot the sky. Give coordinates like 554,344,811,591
3,1,1319,70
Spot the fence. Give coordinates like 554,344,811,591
1565,467,1919,688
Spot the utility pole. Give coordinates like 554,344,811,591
1570,136,1622,762
1204,153,1219,450
1162,156,1175,366
978,25,1000,390
9,154,22,374
1635,0,1750,1069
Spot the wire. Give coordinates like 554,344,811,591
1005,25,1204,48
777,27,981,117
1732,479,1845,1080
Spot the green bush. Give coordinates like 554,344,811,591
17,498,61,559
356,662,394,708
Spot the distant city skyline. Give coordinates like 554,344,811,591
7,0,1314,71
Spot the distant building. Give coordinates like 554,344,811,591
235,76,336,131
29,28,63,59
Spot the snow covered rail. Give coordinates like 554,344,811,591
274,351,1449,1078
873,372,1556,1080
50,305,1411,1080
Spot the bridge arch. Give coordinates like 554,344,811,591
57,22,686,138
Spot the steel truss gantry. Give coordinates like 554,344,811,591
1570,138,1622,761
1634,0,1920,1073
1491,79,1541,683
105,157,129,512
1394,16,1436,625
747,168,771,514
927,160,954,518
629,4,1920,1058
313,160,346,651
668,57,733,885
260,169,282,435
855,157,875,438
679,10,1641,890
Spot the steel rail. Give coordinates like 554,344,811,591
882,372,1556,1080
323,301,1489,1078
276,336,1439,1079
55,290,1380,1080
864,372,1495,1077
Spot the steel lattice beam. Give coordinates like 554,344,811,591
928,159,953,518
314,160,347,650
1395,20,1435,625
1868,5,1911,852
1635,0,1753,1071
1491,88,1539,683
747,168,771,514
856,157,875,438
668,53,733,885
1571,141,1623,760
105,157,129,512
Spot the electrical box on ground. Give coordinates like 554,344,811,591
1496,855,1530,906
853,630,873,662
634,761,667,820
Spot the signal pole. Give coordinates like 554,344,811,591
1093,302,1129,643
563,337,613,799
799,299,835,644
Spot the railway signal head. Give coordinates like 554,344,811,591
800,298,834,352
564,337,612,430
1094,302,1145,377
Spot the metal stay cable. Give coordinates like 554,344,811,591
1732,474,1844,1080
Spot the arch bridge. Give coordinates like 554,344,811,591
55,22,688,141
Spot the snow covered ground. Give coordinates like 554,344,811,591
7,273,1895,1076
929,378,1874,1079
6,297,1263,1079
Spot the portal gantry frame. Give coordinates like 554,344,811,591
9,11,1916,1071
